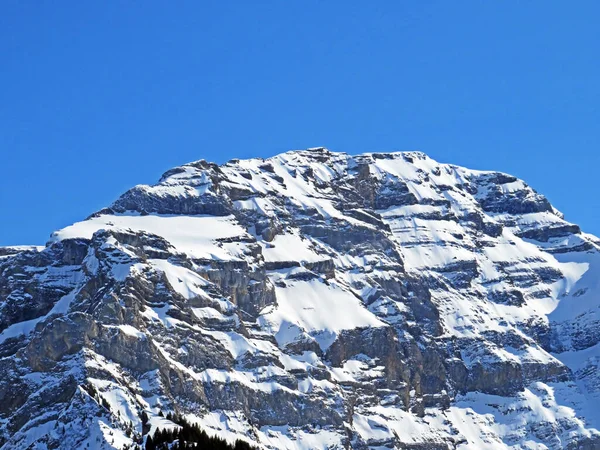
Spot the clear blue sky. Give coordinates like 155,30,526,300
1,2,599,246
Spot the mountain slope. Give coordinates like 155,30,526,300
1,148,600,449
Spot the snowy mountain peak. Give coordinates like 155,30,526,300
2,148,600,449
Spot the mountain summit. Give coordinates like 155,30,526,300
1,148,600,449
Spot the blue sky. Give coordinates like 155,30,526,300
1,2,599,245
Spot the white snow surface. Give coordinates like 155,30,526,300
50,213,249,260
260,278,386,351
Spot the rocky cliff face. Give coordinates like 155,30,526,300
1,148,600,449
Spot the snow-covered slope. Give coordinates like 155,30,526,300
2,148,600,449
